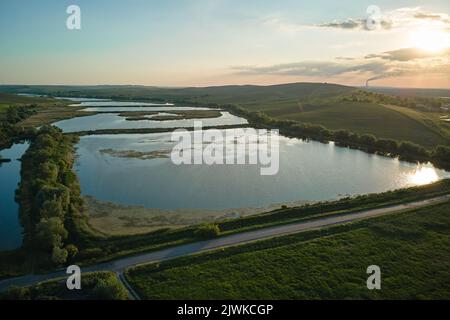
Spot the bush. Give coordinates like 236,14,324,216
66,244,79,260
433,145,450,164
51,246,68,265
195,223,221,239
92,278,129,300
359,134,377,147
398,141,428,159
376,138,398,153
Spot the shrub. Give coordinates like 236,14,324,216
51,246,68,265
66,244,79,260
92,278,129,300
376,138,398,152
433,145,450,164
195,223,221,239
399,141,428,158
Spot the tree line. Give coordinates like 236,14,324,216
16,125,86,268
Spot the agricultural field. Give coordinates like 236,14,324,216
126,200,450,300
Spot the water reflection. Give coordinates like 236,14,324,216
408,165,439,185
0,142,29,250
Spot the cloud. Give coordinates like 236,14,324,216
315,7,450,32
232,47,449,85
317,18,392,31
233,61,388,77
414,13,450,23
365,47,450,61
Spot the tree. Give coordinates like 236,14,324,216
51,246,68,265
433,145,450,163
35,217,68,250
376,138,398,152
334,129,351,142
359,134,377,147
38,162,59,182
66,244,79,260
40,199,64,219
399,141,428,158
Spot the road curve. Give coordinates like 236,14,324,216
1,194,449,292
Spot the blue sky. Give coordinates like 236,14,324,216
0,0,449,87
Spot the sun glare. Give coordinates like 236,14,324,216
409,28,450,52
408,167,439,186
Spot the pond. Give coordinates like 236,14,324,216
74,131,450,211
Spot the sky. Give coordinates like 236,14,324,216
0,0,449,88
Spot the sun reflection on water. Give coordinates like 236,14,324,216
408,166,439,186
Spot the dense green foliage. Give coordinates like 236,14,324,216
126,201,450,299
0,272,128,300
16,125,87,268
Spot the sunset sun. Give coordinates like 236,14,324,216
410,28,450,52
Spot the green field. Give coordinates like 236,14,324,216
276,102,449,147
126,200,450,300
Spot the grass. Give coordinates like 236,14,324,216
383,104,450,143
0,93,56,109
125,200,450,300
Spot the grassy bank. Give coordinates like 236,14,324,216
125,200,450,299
